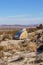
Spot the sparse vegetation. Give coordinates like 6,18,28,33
0,24,43,65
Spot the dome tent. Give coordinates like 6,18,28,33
13,28,28,40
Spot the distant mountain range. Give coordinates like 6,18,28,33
0,24,40,29
0,24,40,30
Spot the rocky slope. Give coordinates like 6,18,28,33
0,24,43,65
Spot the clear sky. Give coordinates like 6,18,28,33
0,0,43,25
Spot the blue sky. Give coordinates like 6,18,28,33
0,0,43,25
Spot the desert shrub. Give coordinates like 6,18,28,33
26,42,37,52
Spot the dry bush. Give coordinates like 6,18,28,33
26,42,37,52
18,41,37,52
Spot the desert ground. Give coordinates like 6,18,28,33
0,24,43,65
